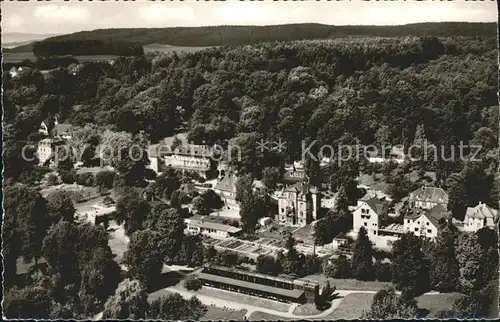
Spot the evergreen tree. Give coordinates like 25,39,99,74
392,233,430,296
351,227,374,281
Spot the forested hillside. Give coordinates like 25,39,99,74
4,36,498,200
6,22,496,53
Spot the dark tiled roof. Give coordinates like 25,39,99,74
361,196,385,215
409,186,448,204
198,272,305,299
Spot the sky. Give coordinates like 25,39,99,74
2,0,497,35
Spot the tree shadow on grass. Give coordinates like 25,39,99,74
148,270,186,292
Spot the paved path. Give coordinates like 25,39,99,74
166,286,356,319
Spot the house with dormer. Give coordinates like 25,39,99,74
408,186,448,210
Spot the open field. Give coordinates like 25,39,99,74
143,43,210,54
3,44,209,64
200,306,247,321
3,52,120,63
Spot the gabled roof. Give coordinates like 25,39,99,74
408,204,448,228
466,202,498,220
409,186,448,204
214,174,237,193
359,196,385,215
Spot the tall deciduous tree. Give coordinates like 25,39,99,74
102,279,149,319
123,229,164,288
46,190,76,224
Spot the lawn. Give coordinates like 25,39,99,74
293,303,323,316
248,311,293,321
416,292,465,317
318,292,465,320
321,293,374,319
200,306,247,321
305,275,392,292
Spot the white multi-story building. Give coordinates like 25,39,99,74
462,202,498,232
276,182,320,227
353,195,384,238
403,204,448,239
184,218,241,239
163,144,213,179
37,139,54,166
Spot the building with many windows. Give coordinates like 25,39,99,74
163,144,214,179
403,204,448,239
185,218,241,239
408,186,448,210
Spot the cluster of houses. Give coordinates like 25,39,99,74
353,186,498,240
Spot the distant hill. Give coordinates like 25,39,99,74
2,32,61,45
6,22,496,53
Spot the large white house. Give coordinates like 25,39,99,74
403,204,448,239
408,186,448,210
353,195,385,238
462,202,498,232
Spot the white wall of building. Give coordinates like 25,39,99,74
353,201,379,238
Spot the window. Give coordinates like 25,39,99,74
364,222,367,226
281,208,284,213
426,222,429,225
427,229,432,234
414,228,418,232
407,219,410,223
417,221,420,225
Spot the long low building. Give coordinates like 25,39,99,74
185,218,242,239
199,263,318,303
198,272,306,304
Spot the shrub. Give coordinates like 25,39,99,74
184,276,202,291
46,174,59,186
95,171,116,189
76,172,95,186
59,170,76,184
